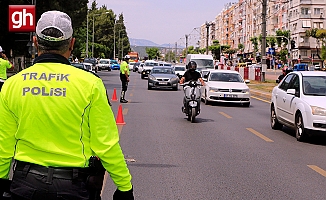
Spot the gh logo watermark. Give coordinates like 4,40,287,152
9,5,35,32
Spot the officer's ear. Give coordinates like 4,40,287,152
69,38,75,51
33,36,38,49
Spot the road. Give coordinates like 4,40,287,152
98,70,326,200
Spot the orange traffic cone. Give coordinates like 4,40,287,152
111,88,118,101
116,104,126,125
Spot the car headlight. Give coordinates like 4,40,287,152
209,87,219,92
311,106,326,116
170,77,179,82
148,76,156,80
242,88,250,93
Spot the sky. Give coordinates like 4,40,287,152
89,0,235,46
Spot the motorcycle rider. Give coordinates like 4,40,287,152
179,61,205,113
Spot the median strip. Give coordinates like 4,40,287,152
308,165,326,178
219,112,232,119
246,128,274,142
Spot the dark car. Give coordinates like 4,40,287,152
147,66,179,90
84,58,98,72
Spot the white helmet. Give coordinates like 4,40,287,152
124,55,130,59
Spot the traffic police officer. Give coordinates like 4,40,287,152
119,55,130,103
0,46,13,90
0,11,134,199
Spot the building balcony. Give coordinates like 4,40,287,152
300,0,311,4
300,14,311,18
298,42,310,48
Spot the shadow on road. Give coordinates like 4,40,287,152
282,126,326,146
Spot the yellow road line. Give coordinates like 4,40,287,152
308,165,326,178
123,108,128,115
246,128,274,142
251,96,271,104
117,125,123,135
219,112,232,119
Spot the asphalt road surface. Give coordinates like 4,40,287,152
98,70,326,200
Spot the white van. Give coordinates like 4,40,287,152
186,54,214,71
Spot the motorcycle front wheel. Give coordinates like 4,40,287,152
190,107,196,123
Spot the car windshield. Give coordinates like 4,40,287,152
84,59,96,64
210,72,244,82
302,76,326,96
100,60,109,64
175,67,185,71
191,59,214,70
145,62,158,66
151,68,174,74
111,60,118,64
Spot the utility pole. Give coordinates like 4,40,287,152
261,0,267,82
205,22,210,55
86,12,89,57
185,34,188,56
175,42,177,63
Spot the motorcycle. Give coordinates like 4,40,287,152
181,81,201,123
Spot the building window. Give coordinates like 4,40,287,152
301,50,307,56
302,20,311,28
313,22,324,29
314,8,323,15
301,8,309,15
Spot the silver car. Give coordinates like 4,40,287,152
147,66,179,90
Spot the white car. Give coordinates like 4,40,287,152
97,59,111,71
174,65,186,79
201,70,250,106
270,71,326,141
128,62,136,71
138,63,144,74
82,62,96,73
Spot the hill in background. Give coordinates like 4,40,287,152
129,38,184,59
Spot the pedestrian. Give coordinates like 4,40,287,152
120,55,130,103
0,46,13,91
0,10,133,200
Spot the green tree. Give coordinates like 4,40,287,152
164,51,175,62
146,47,160,60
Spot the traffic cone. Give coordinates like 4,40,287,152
116,104,126,125
111,88,118,101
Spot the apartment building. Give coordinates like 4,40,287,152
201,0,326,65
289,0,325,64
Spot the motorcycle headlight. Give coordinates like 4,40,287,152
242,88,250,93
148,76,156,80
209,87,219,92
311,106,326,116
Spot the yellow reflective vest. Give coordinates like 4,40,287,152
0,54,132,191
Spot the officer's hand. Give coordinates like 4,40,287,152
127,78,130,82
113,188,134,200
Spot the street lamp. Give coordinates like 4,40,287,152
114,21,124,60
91,12,110,58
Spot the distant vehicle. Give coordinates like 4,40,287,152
271,71,326,141
71,62,86,70
127,52,139,63
186,54,214,71
82,62,95,73
141,60,158,79
158,62,172,67
128,62,136,71
174,65,186,79
133,62,141,72
97,59,111,71
147,66,179,90
201,70,250,107
83,58,98,72
110,59,120,70
137,63,145,73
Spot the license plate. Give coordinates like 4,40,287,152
159,82,168,85
224,94,238,98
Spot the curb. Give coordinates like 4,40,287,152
250,89,271,102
